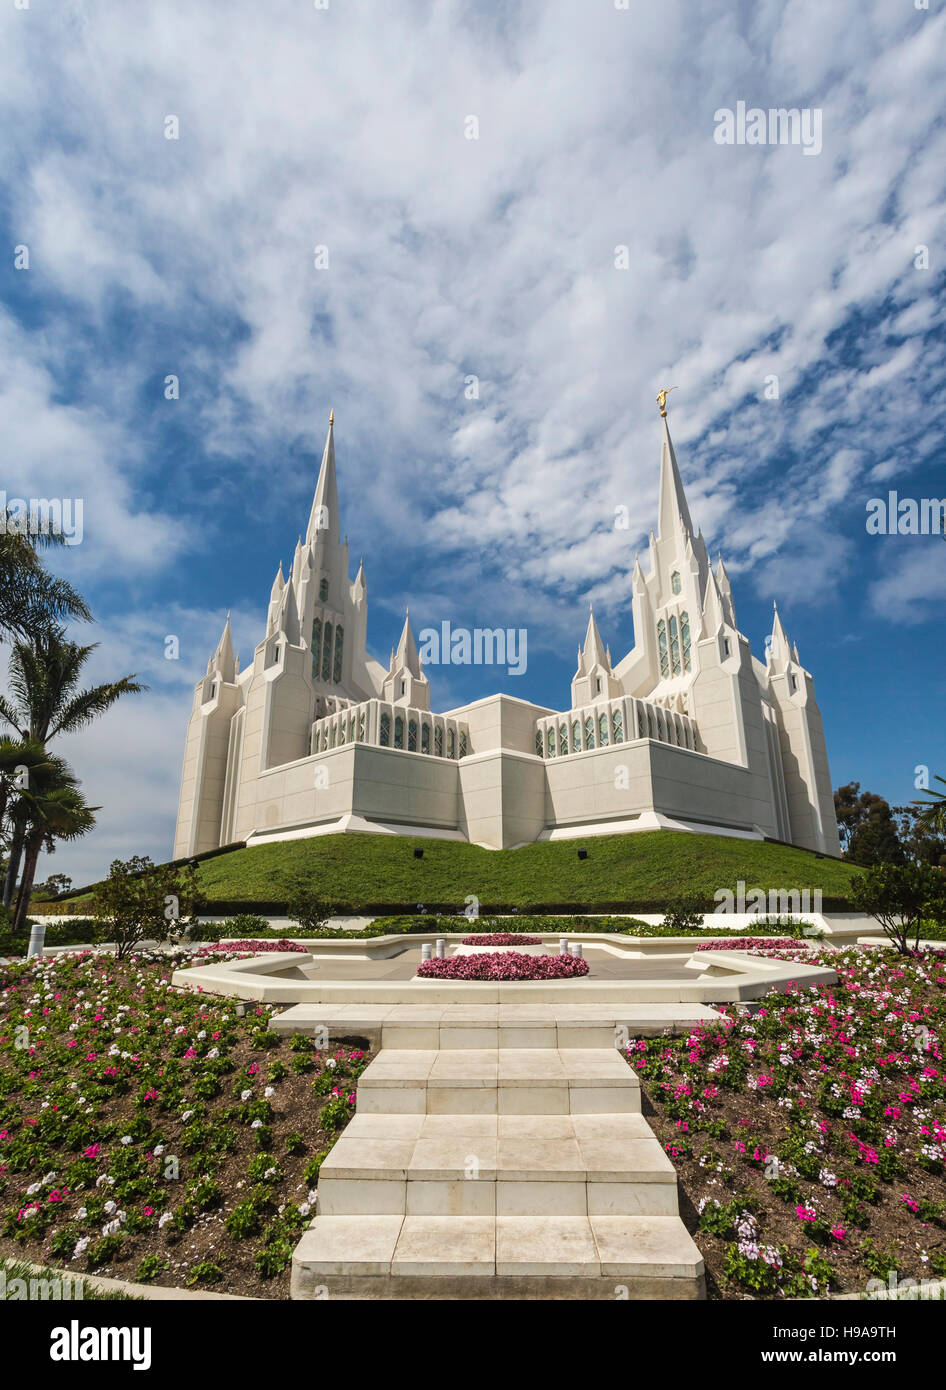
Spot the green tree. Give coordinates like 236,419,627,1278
849,861,946,955
913,775,946,837
11,781,97,933
0,513,89,642
0,628,145,904
92,855,203,960
834,783,904,866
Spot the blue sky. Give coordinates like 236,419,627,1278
1,0,944,883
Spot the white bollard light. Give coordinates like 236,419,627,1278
560,937,568,954
436,938,446,959
27,921,47,960
572,942,583,959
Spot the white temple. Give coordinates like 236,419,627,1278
174,404,840,857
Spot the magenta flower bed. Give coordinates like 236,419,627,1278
694,938,799,952
197,939,304,956
460,933,543,946
417,950,588,981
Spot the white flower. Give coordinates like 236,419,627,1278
77,1207,87,1219
264,1087,275,1099
251,1119,262,1129
104,1200,117,1214
299,1202,311,1217
73,1238,89,1258
241,1089,252,1101
207,1048,219,1060
153,1144,165,1156
326,1058,337,1070
26,1182,41,1196
264,1167,277,1180
158,1212,173,1228
181,1110,194,1122
120,1135,132,1146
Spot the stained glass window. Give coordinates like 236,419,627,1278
637,705,646,738
380,713,390,746
447,728,455,758
681,612,691,672
560,723,568,756
535,730,543,757
422,724,430,754
669,616,681,676
547,729,555,757
358,712,366,742
658,619,669,679
394,716,404,749
599,713,609,746
612,710,623,743
435,726,443,757
311,618,322,678
321,622,333,681
572,719,581,750
333,626,344,683
671,571,681,595
408,719,417,751
584,717,595,750
319,578,329,601
459,731,467,757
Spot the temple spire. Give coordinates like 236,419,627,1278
581,606,609,670
657,412,694,542
306,411,339,543
213,612,235,683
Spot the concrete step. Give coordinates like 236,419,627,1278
354,1048,641,1115
315,1111,678,1217
271,1000,724,1047
291,1213,705,1299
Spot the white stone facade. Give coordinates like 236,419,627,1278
174,412,841,856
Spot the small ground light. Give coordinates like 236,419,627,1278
577,848,588,860
414,848,424,859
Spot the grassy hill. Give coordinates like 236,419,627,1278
49,829,860,914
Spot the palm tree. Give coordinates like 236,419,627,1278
914,775,946,836
12,781,98,934
0,628,146,904
0,516,89,642
0,736,53,850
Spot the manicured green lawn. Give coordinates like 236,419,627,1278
160,829,857,910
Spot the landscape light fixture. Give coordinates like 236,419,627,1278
414,848,424,859
577,848,588,860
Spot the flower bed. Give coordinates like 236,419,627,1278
194,939,306,957
459,933,542,946
630,944,946,1298
417,950,588,981
0,949,372,1298
694,939,799,952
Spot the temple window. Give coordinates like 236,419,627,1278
584,716,595,750
435,726,443,757
319,578,329,601
612,710,624,743
408,719,417,751
394,716,404,749
681,612,691,671
669,615,681,676
311,618,322,678
380,713,390,746
447,728,455,758
598,712,609,746
671,571,681,595
547,728,555,757
333,626,344,683
321,622,333,681
658,619,669,679
560,723,568,756
422,723,431,754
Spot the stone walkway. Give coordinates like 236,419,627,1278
291,1005,707,1299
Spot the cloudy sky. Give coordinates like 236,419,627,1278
1,0,944,884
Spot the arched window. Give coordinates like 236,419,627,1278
333,626,344,683
572,719,581,751
321,622,333,681
435,726,443,757
584,716,595,750
422,723,430,754
547,728,555,757
647,708,655,738
559,723,568,756
535,730,543,757
459,731,467,757
447,728,455,758
669,616,681,676
394,716,404,749
657,619,669,679
380,713,390,746
612,710,624,743
671,571,681,596
408,719,417,751
311,618,322,678
329,725,336,749
681,612,691,672
599,712,609,746
319,577,329,602
358,712,366,742
637,705,646,738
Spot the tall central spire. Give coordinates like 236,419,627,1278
657,413,694,542
306,412,340,543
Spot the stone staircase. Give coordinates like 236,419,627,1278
291,1010,705,1299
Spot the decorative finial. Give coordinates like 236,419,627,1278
656,385,677,418
329,408,334,426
